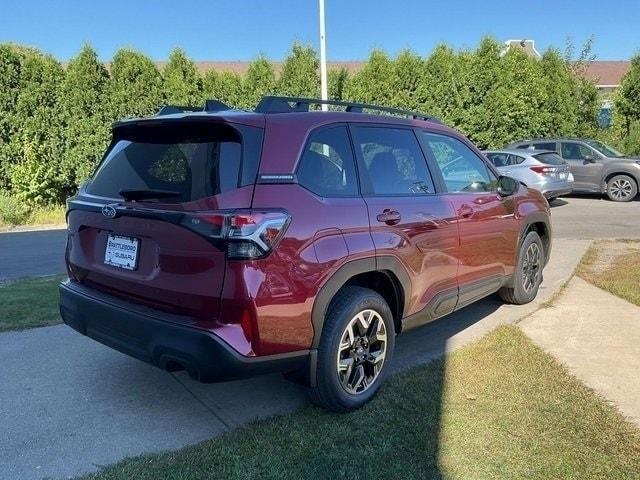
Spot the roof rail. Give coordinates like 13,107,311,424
156,100,233,116
254,96,440,123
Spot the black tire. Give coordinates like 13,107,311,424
308,286,395,412
499,231,544,305
606,174,638,202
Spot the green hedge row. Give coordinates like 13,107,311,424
0,38,638,205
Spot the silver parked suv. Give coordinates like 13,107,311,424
508,138,640,202
484,149,573,201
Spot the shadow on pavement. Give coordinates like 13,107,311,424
168,294,503,478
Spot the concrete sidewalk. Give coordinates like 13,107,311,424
521,276,640,428
0,239,589,480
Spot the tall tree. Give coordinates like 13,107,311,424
163,48,202,106
241,55,276,109
0,45,24,189
59,44,110,185
616,54,640,134
277,44,319,97
202,69,244,108
107,49,163,120
418,44,469,128
10,51,67,203
476,49,548,148
392,49,426,111
343,50,395,106
540,48,578,136
328,68,349,101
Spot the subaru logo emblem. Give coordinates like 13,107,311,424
102,205,117,218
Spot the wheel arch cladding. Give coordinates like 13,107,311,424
310,256,411,349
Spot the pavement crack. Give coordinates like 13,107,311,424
171,374,232,431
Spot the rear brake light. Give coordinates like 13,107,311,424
182,210,290,259
530,166,557,175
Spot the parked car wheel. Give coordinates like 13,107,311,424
499,231,544,305
308,286,395,412
606,174,637,202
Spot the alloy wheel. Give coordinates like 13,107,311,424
336,309,387,395
521,242,541,293
609,178,634,201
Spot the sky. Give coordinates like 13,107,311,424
2,0,639,61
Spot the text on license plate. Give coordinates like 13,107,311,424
104,234,139,270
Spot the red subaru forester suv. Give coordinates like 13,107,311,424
59,96,551,411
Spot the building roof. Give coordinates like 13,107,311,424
581,61,631,86
182,59,631,88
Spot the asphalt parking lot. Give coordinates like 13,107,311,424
549,195,640,239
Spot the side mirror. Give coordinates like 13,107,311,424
497,175,519,197
584,155,597,163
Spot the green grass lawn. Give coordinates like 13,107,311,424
80,326,640,480
0,275,64,331
578,240,640,307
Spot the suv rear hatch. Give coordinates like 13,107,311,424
66,117,264,321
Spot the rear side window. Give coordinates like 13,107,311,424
533,152,566,165
351,127,435,195
531,142,558,152
420,132,496,193
297,126,358,196
486,153,509,167
87,122,263,202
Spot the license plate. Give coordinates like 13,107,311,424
104,234,139,270
559,172,567,180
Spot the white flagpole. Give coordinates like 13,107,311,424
318,0,328,111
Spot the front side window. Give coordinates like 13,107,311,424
297,126,358,196
351,127,435,196
561,142,598,161
420,132,496,193
584,140,623,158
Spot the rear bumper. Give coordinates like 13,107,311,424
541,186,573,199
59,280,309,382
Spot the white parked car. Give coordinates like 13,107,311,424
484,149,574,201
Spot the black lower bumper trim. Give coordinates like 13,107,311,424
542,188,572,199
59,280,310,382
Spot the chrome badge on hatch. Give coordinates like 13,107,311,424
101,204,118,218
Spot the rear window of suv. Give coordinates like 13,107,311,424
87,121,263,202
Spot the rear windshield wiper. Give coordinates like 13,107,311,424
119,189,182,201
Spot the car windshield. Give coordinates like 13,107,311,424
584,140,624,158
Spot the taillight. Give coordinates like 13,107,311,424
182,210,290,259
530,166,557,175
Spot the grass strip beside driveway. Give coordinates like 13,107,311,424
81,326,640,480
0,275,65,331
578,240,640,306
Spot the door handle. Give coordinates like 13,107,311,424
376,209,401,225
458,204,474,219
